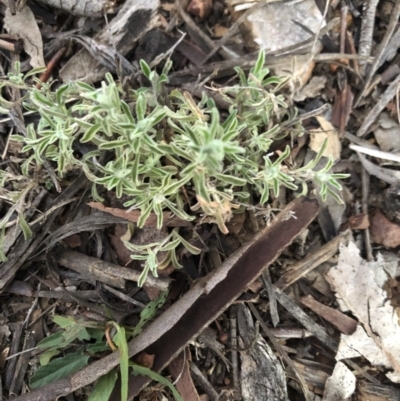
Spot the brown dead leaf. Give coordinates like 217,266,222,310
4,6,45,68
370,209,400,248
348,213,369,230
135,352,154,369
169,350,200,401
63,234,82,248
213,24,229,37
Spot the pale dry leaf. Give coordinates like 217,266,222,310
237,0,325,52
294,76,327,102
322,361,356,401
309,116,341,160
336,324,391,367
4,6,45,68
326,242,400,382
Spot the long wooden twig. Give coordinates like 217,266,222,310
11,197,319,401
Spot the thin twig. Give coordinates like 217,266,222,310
358,0,379,75
356,0,400,105
361,169,373,261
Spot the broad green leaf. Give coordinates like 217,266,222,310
86,342,110,354
30,353,90,389
88,371,118,401
37,331,64,349
53,315,76,329
129,362,183,401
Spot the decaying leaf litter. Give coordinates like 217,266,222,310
1,0,400,400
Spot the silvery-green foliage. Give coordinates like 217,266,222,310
5,52,347,283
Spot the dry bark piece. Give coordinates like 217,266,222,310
60,0,160,83
34,0,117,16
237,304,288,401
274,230,351,290
11,197,318,401
54,249,171,291
370,209,400,248
358,382,400,401
300,295,357,335
290,360,331,391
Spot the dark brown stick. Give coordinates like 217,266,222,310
11,197,319,401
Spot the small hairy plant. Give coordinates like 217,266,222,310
2,52,347,283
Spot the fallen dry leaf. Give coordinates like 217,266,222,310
294,76,327,102
374,113,400,152
326,241,400,382
309,116,341,160
348,213,369,229
370,209,400,248
4,6,45,68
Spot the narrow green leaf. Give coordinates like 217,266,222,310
18,212,32,240
37,331,65,349
81,123,101,143
88,371,118,401
39,349,61,366
129,362,184,401
112,324,129,401
140,60,152,79
213,173,246,186
30,353,90,389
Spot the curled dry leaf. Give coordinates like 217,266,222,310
187,0,213,19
